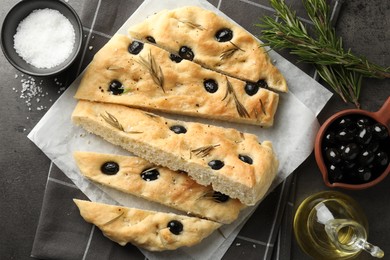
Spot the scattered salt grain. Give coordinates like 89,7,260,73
13,9,75,69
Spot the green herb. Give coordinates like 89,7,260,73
101,111,143,133
191,144,220,158
101,111,124,131
136,50,165,92
222,78,250,118
220,41,245,60
256,0,389,108
177,20,205,30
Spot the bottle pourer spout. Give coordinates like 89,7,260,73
357,239,384,258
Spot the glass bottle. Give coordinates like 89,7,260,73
294,191,384,259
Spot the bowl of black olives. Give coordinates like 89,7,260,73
315,97,390,190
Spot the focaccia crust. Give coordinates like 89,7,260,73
129,6,287,92
74,199,221,251
75,34,279,126
72,101,279,206
74,151,245,224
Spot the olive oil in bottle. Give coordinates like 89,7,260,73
294,191,384,259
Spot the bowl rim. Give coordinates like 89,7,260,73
314,107,390,190
0,0,83,77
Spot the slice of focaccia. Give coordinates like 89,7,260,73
74,151,244,224
72,100,279,206
75,34,279,127
128,6,287,92
73,199,221,251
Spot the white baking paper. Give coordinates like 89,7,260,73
28,0,333,259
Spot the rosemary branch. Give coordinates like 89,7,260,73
136,50,165,92
222,78,250,118
256,0,389,108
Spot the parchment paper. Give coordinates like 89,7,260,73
28,0,332,259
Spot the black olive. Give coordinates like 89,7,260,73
178,46,194,60
208,160,224,170
367,141,380,153
341,143,360,161
335,128,355,142
372,123,389,140
101,161,119,175
356,167,372,182
244,82,259,96
257,79,268,89
169,53,183,63
357,127,372,145
325,147,341,164
342,160,357,170
356,117,372,128
128,41,144,54
358,149,375,166
109,80,124,95
337,117,352,129
328,164,344,183
238,154,253,165
145,36,156,43
167,220,183,235
375,151,389,167
324,131,337,145
215,28,233,42
141,168,160,181
213,191,229,202
170,125,187,134
203,79,218,93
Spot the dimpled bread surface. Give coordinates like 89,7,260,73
74,34,279,126
71,100,279,206
74,199,221,251
74,151,245,224
128,6,288,92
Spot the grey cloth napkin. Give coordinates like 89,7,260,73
30,0,342,259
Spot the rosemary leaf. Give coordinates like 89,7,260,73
191,144,220,158
222,78,250,118
220,41,245,60
136,50,165,92
177,19,205,30
101,112,124,131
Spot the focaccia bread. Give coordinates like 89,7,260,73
73,199,221,251
128,6,287,92
74,151,245,224
74,34,279,127
72,100,279,205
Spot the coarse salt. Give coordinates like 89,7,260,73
13,9,75,69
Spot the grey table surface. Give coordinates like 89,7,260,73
1,0,389,259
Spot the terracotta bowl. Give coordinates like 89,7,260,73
315,96,390,190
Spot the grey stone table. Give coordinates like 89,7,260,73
1,0,389,259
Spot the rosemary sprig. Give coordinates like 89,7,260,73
191,144,220,158
101,111,124,131
101,111,143,133
256,0,389,108
222,78,250,118
220,41,245,60
136,50,165,92
177,19,205,30
254,99,267,120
